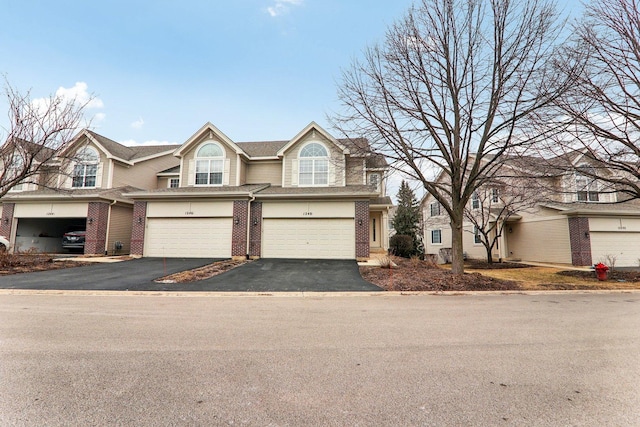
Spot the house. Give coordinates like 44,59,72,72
1,122,393,260
127,121,392,260
422,151,640,267
0,130,180,254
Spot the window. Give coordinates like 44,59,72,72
72,147,99,188
195,142,224,186
430,202,441,217
169,178,179,188
299,142,329,186
491,188,499,203
431,229,442,244
8,154,24,192
368,173,380,191
472,192,480,209
575,166,599,202
474,226,482,244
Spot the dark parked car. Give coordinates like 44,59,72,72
62,230,86,251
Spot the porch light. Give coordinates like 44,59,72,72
358,219,363,226
137,217,143,224
253,218,258,226
2,217,8,225
234,217,240,225
87,218,94,225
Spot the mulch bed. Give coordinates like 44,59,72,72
360,257,520,291
0,253,81,276
155,259,252,283
557,269,640,282
464,259,530,270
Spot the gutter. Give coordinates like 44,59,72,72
246,193,255,258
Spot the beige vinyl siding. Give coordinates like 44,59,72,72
112,155,179,190
346,157,365,185
107,205,133,255
180,138,237,187
246,161,282,185
283,132,344,187
157,177,170,189
238,158,247,186
506,217,572,264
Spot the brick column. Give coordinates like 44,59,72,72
355,201,370,260
249,201,262,258
130,201,147,256
569,217,592,266
85,202,109,255
1,203,15,241
232,200,248,259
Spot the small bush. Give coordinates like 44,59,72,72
389,234,414,258
378,255,394,269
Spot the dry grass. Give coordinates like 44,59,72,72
464,266,640,290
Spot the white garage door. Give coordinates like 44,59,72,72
262,218,355,259
590,232,640,267
145,218,232,258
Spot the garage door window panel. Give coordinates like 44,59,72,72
299,143,329,186
195,143,225,186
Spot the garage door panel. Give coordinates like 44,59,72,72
145,218,232,258
590,232,640,267
263,218,355,259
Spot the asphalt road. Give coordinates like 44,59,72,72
1,292,639,426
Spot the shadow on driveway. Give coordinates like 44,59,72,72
0,258,382,292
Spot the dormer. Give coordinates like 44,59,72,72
174,123,249,187
279,122,349,188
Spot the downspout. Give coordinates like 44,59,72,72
246,193,255,258
103,199,117,255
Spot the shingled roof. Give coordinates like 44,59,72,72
86,130,180,162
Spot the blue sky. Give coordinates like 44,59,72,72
0,0,417,146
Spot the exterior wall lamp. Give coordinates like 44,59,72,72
234,217,240,225
87,218,94,225
137,217,143,224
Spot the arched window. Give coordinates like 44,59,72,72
575,165,599,202
298,142,328,186
195,142,225,185
72,146,99,188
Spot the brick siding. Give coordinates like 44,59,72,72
249,201,262,258
232,201,249,258
130,201,147,256
568,217,592,266
355,201,370,259
85,202,109,255
1,203,15,241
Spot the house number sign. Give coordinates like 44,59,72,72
184,211,194,215
303,211,313,216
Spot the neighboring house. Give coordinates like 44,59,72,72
127,121,392,260
0,122,393,260
422,151,640,267
0,130,180,254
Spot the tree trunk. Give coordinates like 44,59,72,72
486,245,494,264
450,214,465,275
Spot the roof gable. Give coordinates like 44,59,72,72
174,122,247,158
277,122,348,157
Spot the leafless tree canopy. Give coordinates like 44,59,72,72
0,81,89,197
552,0,640,199
333,0,572,273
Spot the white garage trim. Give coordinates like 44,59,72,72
145,217,232,258
590,231,640,267
262,218,355,259
14,202,88,218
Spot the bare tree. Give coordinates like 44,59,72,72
464,170,544,264
551,0,640,200
333,0,574,274
0,80,89,197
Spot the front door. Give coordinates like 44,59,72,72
369,212,382,249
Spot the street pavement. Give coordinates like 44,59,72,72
0,292,639,426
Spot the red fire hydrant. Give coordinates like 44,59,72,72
594,263,609,281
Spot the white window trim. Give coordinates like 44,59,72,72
473,226,482,245
368,172,381,191
430,201,441,217
71,146,99,189
168,178,180,188
297,141,330,187
430,229,443,245
472,192,480,209
194,141,225,187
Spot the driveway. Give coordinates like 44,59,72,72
0,258,381,292
0,258,217,291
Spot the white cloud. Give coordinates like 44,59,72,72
266,0,303,17
121,139,177,147
131,117,144,129
54,82,104,109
